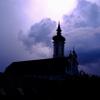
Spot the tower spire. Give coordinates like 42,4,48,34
52,22,65,58
56,22,62,35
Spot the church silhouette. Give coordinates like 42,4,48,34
0,23,99,96
4,23,79,80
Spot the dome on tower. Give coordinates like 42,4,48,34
52,23,65,42
53,34,65,42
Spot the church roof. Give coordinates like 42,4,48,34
4,57,70,77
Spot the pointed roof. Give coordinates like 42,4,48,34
56,22,62,35
73,49,77,58
69,51,73,57
53,22,65,41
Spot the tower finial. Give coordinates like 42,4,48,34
56,22,62,35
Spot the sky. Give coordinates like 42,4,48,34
0,0,100,75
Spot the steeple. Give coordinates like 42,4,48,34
73,48,78,58
52,23,66,58
56,22,62,35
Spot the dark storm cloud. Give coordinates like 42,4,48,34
65,28,100,74
78,48,100,75
63,0,100,30
62,0,100,74
79,48,100,64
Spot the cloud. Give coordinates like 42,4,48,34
31,43,52,58
86,0,100,6
62,0,100,75
63,0,100,31
19,18,56,58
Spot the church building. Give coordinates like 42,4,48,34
4,23,79,80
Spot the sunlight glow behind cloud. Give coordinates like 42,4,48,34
45,0,78,21
27,0,78,22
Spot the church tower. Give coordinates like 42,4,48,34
53,23,66,58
